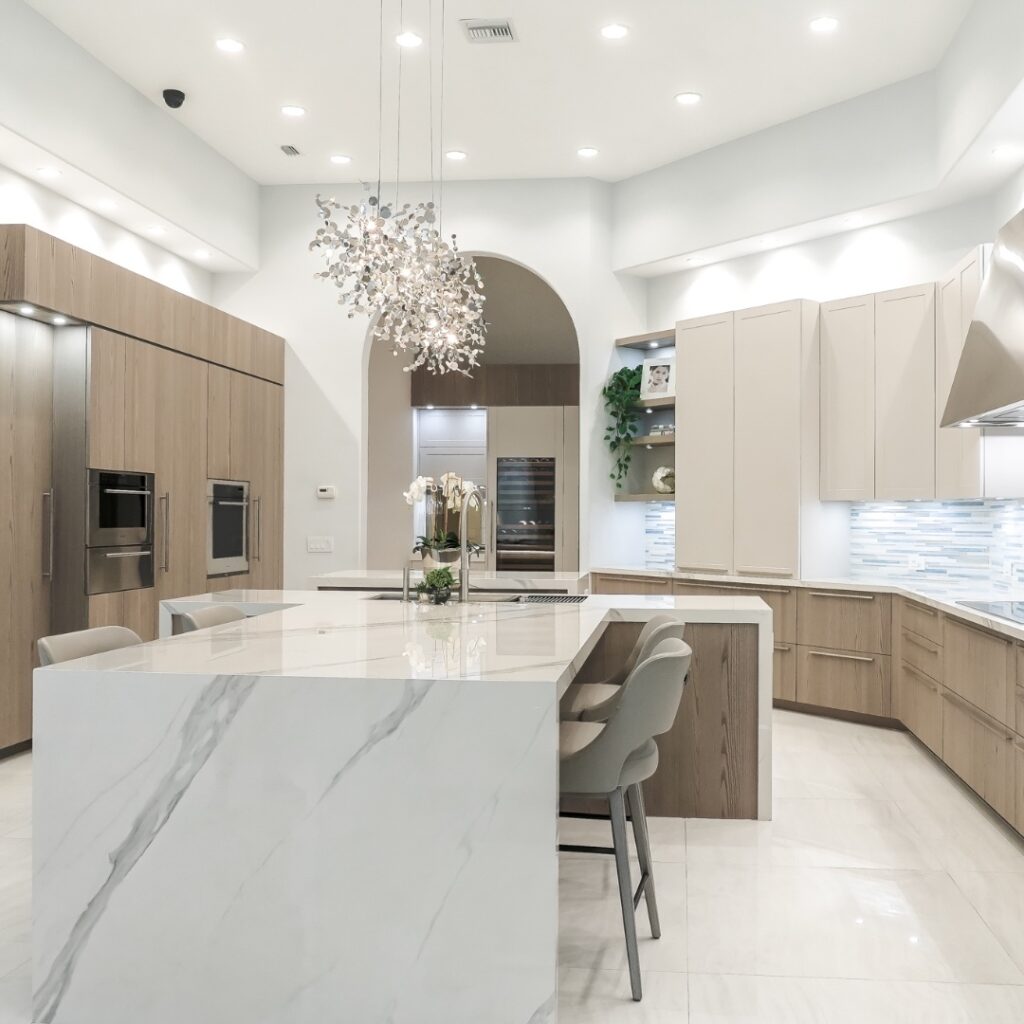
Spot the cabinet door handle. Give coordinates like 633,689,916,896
254,496,262,562
104,550,150,559
903,632,939,655
908,602,938,617
735,566,794,579
941,690,1013,741
808,591,875,602
808,649,875,663
160,493,170,572
42,490,54,579
774,643,792,652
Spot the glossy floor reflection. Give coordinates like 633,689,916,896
2,710,1024,1022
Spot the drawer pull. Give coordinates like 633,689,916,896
808,650,875,663
904,632,940,655
735,567,795,579
808,591,875,602
908,602,938,617
722,583,793,595
940,690,1014,740
901,660,938,689
774,643,792,652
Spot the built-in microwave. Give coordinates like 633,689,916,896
207,479,249,577
87,469,154,547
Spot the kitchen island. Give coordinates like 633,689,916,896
32,589,771,1024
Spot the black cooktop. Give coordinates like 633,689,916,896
958,600,1024,625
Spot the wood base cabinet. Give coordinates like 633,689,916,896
774,642,797,701
941,690,1015,823
796,646,890,718
895,660,943,756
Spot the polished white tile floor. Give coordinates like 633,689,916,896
2,710,1024,1022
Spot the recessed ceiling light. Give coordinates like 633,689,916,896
330,154,351,165
446,150,467,161
675,92,702,106
577,147,599,158
193,249,211,260
396,31,422,48
52,316,67,326
37,166,61,179
216,38,245,53
147,225,166,236
601,24,629,40
809,16,839,33
281,105,306,118
19,306,34,315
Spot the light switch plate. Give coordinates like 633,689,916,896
307,535,335,553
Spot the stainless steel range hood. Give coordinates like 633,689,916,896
942,209,1024,427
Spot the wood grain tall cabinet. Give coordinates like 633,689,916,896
0,312,53,751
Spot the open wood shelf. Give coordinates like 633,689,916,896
614,492,676,503
632,433,676,447
615,329,676,351
634,395,675,410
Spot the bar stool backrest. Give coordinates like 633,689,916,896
37,626,143,667
179,605,247,632
613,614,681,686
561,638,692,794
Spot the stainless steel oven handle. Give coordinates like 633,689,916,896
254,496,262,562
104,550,150,559
213,500,247,507
102,488,152,496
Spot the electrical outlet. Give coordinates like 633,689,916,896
307,535,334,554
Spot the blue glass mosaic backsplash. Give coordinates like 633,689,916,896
644,502,676,570
850,500,1024,587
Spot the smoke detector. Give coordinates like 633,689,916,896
461,19,516,43
280,144,300,157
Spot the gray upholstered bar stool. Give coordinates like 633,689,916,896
178,605,247,632
561,614,685,722
37,626,142,666
559,637,692,1002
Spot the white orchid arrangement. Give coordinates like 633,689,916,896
404,472,480,554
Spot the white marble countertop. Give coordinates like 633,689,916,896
593,565,1024,643
56,589,772,695
310,568,588,592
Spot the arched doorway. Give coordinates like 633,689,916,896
365,255,581,571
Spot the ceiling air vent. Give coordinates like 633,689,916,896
280,144,300,157
461,18,516,43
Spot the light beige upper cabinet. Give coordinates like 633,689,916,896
936,248,985,499
820,294,875,500
733,302,805,577
675,312,734,574
875,283,936,500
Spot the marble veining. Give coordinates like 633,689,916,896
35,674,257,1022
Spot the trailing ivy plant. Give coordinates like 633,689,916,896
602,365,642,488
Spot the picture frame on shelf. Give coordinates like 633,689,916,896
640,356,676,400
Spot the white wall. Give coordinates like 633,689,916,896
0,163,211,299
0,0,259,268
646,193,1000,326
213,179,648,586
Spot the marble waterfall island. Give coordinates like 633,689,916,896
32,591,772,1024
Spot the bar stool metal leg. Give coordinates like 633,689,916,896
609,786,643,1001
628,783,661,939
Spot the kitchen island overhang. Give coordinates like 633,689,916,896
32,591,771,1024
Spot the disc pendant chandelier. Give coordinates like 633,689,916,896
310,0,487,375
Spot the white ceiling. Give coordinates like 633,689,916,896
24,0,973,186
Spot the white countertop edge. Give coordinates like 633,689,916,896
591,567,1024,644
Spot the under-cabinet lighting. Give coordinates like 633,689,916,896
649,341,659,348
470,404,479,409
52,316,68,326
426,404,435,410
19,305,34,315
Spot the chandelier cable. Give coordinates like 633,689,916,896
376,0,384,201
395,0,404,208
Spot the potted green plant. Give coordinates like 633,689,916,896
417,567,456,605
602,365,642,488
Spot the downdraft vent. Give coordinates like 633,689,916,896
461,18,516,43
280,144,300,157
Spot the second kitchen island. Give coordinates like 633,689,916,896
32,590,771,1023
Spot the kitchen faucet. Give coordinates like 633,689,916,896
459,484,485,603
